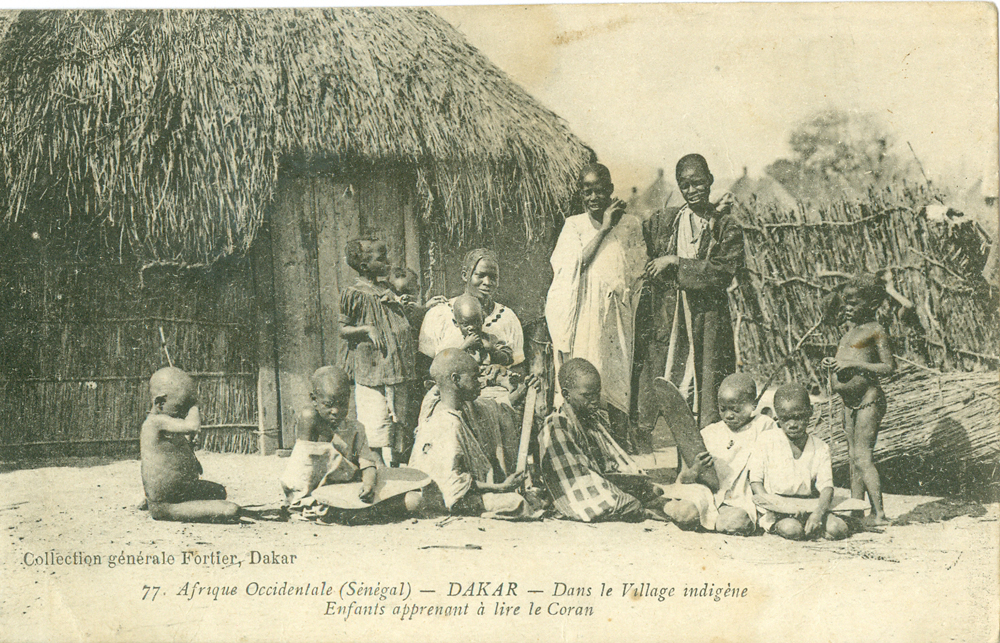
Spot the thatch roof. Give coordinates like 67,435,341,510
0,9,592,265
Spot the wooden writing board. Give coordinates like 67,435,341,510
310,466,429,510
652,377,719,491
752,488,870,515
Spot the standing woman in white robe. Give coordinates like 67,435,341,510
545,163,647,445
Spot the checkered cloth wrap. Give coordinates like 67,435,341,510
539,403,643,522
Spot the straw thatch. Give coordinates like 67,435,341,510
810,367,999,492
0,8,591,266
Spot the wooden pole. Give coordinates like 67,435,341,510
250,221,282,455
158,326,173,368
516,387,537,473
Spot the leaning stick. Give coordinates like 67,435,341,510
516,387,538,474
158,326,174,368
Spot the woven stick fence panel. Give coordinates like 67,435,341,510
809,367,999,486
731,186,998,383
0,252,258,458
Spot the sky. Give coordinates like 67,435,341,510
436,3,998,198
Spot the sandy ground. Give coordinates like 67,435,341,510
2,452,998,643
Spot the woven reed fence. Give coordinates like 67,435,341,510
0,252,258,459
809,367,999,493
732,186,998,487
731,185,997,383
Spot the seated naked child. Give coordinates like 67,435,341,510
452,294,517,401
140,367,241,523
749,383,848,541
822,273,895,525
674,373,777,534
281,366,424,525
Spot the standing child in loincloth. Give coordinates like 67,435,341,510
822,273,896,525
140,367,241,523
339,239,416,468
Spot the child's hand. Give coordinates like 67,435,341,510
509,371,537,406
365,326,386,353
804,511,824,537
358,467,377,504
480,363,503,382
499,470,527,492
833,358,860,373
679,451,712,483
426,295,448,308
461,333,482,351
692,451,714,476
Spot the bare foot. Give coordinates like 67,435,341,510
644,507,672,523
862,514,891,527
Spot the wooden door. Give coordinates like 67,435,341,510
255,169,421,452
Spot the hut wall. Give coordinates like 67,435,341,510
0,249,258,460
260,168,421,450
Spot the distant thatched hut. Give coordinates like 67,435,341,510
0,9,591,458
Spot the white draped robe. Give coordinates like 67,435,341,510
545,213,646,413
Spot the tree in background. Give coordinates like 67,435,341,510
766,110,921,204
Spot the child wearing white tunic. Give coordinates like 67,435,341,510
670,373,774,534
748,383,849,540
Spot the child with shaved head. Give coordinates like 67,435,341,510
408,348,527,517
749,383,849,540
539,358,672,523
824,273,895,525
673,373,777,534
140,367,241,523
280,366,378,508
452,293,517,402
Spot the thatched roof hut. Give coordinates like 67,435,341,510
0,8,590,265
0,8,591,458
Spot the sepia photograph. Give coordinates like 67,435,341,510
0,3,997,642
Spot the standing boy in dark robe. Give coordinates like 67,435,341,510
636,154,745,450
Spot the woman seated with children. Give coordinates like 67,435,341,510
142,156,890,541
